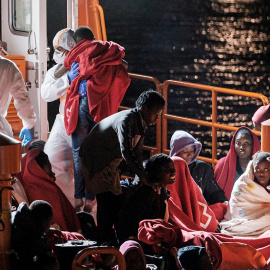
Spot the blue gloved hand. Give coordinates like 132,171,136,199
78,80,87,97
67,61,79,83
19,127,34,147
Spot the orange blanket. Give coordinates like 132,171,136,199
64,39,130,135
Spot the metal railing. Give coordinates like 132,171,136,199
161,80,269,166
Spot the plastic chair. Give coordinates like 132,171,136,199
72,246,126,270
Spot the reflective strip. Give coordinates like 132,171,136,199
54,28,68,49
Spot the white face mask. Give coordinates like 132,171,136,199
53,49,66,64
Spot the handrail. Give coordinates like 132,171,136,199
162,79,268,166
96,4,107,41
72,246,126,270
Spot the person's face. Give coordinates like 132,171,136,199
234,132,253,160
125,250,145,270
159,160,176,188
254,160,270,188
176,145,195,165
43,159,56,181
55,46,68,55
141,105,164,126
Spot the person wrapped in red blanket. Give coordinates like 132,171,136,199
63,26,130,211
214,126,260,200
16,148,81,232
167,156,219,232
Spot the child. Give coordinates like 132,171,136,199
79,90,166,244
170,130,227,204
64,26,130,212
220,151,270,236
214,126,260,199
115,154,175,244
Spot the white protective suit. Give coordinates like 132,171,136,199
0,56,36,137
41,28,76,204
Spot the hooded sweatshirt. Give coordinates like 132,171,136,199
170,130,227,204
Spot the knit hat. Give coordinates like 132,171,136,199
252,105,270,125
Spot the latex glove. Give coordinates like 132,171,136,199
19,127,34,147
67,61,79,83
78,80,87,97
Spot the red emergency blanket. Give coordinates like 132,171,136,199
64,39,130,135
17,149,81,232
214,126,261,200
167,156,218,232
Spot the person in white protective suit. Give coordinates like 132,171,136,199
41,28,77,205
0,47,36,146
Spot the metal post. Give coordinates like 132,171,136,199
0,133,21,270
261,119,270,153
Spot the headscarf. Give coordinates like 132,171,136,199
119,240,146,269
252,104,270,126
169,130,202,164
214,126,261,200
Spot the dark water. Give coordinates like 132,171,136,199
100,0,270,158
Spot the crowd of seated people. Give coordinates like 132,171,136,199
6,27,270,268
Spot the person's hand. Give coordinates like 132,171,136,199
19,127,34,146
67,61,79,83
47,228,66,244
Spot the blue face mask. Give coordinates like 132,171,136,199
53,49,66,64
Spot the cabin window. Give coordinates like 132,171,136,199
11,0,31,32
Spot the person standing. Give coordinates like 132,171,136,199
0,47,36,146
64,26,130,212
41,28,76,205
79,89,166,244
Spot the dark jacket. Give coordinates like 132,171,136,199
189,159,227,204
80,108,146,180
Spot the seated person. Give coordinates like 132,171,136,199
115,154,176,244
177,246,213,270
252,104,270,131
10,200,60,270
117,240,148,270
170,130,227,204
220,151,270,237
167,156,219,232
16,148,81,232
214,126,260,200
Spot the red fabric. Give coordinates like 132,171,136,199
214,126,261,200
252,104,270,125
209,203,228,222
138,218,270,270
167,156,218,232
64,39,130,135
17,149,81,232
